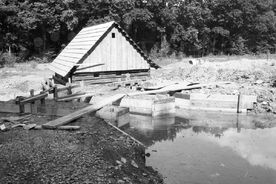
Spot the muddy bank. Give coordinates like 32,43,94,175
0,113,163,184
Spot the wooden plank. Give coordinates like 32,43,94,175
56,92,86,100
20,93,48,105
117,28,123,71
190,93,238,101
53,60,75,69
110,29,116,71
72,72,148,81
68,40,97,47
174,92,256,112
122,31,128,71
128,82,233,96
56,93,94,102
76,63,105,72
73,32,103,39
62,49,88,54
60,52,84,58
56,84,80,93
0,101,20,113
42,94,126,129
65,45,92,50
73,75,122,81
48,64,68,77
79,27,110,35
53,75,67,85
54,58,76,66
190,100,238,109
59,54,80,59
57,55,79,63
178,106,247,113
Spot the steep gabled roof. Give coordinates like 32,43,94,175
49,21,159,77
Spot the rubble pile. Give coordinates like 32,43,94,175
151,59,276,114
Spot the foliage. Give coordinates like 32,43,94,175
0,53,18,67
0,0,276,61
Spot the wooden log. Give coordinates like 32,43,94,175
42,94,126,129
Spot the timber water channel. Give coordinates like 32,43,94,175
125,110,276,184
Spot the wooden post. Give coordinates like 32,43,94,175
66,82,72,95
40,92,46,105
19,96,25,114
237,93,242,113
30,89,37,114
53,86,58,100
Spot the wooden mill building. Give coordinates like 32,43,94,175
50,21,159,85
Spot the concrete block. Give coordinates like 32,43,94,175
130,114,175,130
174,92,257,113
95,105,130,127
120,95,175,116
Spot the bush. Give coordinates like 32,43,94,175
0,53,18,67
29,61,38,69
33,56,50,63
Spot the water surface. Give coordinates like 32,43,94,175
127,110,276,184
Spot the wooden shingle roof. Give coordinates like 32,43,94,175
49,21,160,77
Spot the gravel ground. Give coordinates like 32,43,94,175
0,113,163,184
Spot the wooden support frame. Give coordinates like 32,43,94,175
18,91,48,114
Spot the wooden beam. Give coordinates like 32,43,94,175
20,93,48,105
56,92,88,102
75,63,105,72
56,84,80,93
128,82,232,96
42,94,126,129
53,75,66,85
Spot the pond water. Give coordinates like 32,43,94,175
126,110,276,184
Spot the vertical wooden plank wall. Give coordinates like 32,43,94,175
80,27,149,73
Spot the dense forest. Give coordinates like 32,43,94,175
0,0,276,63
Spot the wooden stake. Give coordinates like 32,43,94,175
53,86,58,100
29,89,37,114
237,93,241,113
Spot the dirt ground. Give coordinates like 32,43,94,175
0,113,163,184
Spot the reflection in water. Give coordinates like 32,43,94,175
210,127,276,171
126,112,276,184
